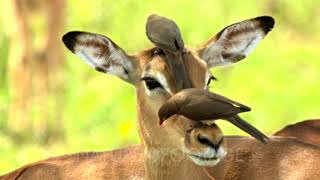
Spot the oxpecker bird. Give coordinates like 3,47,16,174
146,14,184,52
146,14,191,90
158,88,269,144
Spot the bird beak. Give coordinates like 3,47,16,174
159,118,167,125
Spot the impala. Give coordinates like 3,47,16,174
2,15,320,180
274,119,320,146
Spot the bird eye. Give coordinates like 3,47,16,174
207,76,218,86
153,48,165,56
142,77,163,90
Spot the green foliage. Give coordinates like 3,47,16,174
1,0,320,174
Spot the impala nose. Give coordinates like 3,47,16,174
197,133,224,150
189,123,224,150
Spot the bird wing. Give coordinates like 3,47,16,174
178,94,242,120
208,92,251,112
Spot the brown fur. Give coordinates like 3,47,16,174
2,136,320,180
0,145,144,180
274,119,320,146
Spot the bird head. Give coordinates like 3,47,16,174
158,99,178,125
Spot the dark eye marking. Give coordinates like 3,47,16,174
141,77,163,90
207,76,218,86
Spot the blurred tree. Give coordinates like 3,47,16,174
6,0,65,144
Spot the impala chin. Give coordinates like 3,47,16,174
183,146,227,167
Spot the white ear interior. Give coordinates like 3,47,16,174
63,31,134,81
198,16,274,68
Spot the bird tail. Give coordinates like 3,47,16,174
227,116,269,144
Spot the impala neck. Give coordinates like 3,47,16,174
144,147,212,180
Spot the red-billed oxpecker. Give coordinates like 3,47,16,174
158,88,269,144
146,14,191,90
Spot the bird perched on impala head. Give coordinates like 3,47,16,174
146,14,184,52
158,88,269,144
145,14,191,90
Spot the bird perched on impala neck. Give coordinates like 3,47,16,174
158,88,269,144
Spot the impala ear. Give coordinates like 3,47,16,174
62,31,139,84
197,16,275,68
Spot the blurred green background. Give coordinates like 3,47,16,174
0,0,320,174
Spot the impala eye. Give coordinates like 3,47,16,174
207,76,218,86
142,77,163,90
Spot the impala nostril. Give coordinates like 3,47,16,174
197,134,224,150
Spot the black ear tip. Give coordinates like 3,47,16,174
255,16,275,34
62,31,82,52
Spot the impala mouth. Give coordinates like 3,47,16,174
190,154,219,161
188,153,221,167
184,146,227,167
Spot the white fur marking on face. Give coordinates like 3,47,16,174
156,72,173,95
144,83,152,96
217,146,227,159
142,71,173,95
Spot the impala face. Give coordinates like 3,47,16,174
136,48,226,166
62,16,274,166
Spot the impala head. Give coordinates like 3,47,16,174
62,15,274,167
